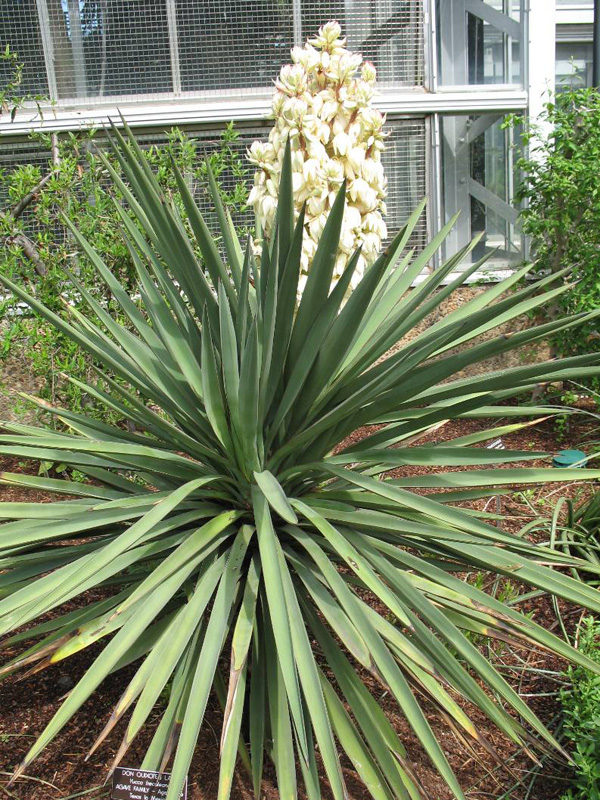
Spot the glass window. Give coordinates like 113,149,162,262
441,114,523,269
381,119,427,247
556,40,593,89
437,0,523,87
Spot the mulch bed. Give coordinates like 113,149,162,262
0,411,597,800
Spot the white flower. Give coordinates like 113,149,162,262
322,158,344,185
360,159,385,185
306,138,328,162
247,185,261,206
361,61,377,84
291,44,320,71
325,52,362,85
281,97,309,124
319,96,339,122
332,130,351,156
340,227,357,254
247,141,275,170
297,273,309,294
353,81,375,107
344,205,362,231
360,231,381,260
363,211,387,238
259,194,277,227
348,178,378,213
309,21,346,51
347,145,366,174
248,22,388,301
302,158,321,185
276,64,308,96
272,92,286,116
351,256,366,287
307,192,328,217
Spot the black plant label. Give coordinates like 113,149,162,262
111,767,187,800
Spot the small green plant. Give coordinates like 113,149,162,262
3,124,600,800
560,617,600,800
554,389,581,441
0,45,46,121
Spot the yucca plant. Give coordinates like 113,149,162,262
3,124,600,800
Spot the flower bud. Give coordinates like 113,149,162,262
361,61,377,84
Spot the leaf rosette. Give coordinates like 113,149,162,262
1,124,600,800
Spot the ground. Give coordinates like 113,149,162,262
0,409,596,800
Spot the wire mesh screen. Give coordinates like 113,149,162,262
0,118,426,265
2,0,423,104
58,0,173,98
382,119,427,250
0,0,49,97
302,0,424,86
176,1,294,94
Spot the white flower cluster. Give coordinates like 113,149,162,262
247,21,388,294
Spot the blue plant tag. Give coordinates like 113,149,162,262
111,767,187,800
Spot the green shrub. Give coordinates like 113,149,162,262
3,126,600,800
561,617,600,800
509,88,600,370
0,123,249,420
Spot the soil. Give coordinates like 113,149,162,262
0,411,597,800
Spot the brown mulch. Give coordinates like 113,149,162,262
0,413,598,800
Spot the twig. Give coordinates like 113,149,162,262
8,233,47,277
8,172,54,220
51,133,60,166
3,169,57,278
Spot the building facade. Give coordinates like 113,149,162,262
0,1,557,272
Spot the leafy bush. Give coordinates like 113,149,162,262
510,88,600,366
3,126,600,800
0,123,249,419
561,617,600,800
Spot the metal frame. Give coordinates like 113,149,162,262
423,0,438,91
2,88,528,137
556,2,594,26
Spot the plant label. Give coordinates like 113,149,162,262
111,767,187,800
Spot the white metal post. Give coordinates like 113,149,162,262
35,0,59,101
293,0,302,46
67,0,87,97
527,0,556,146
165,0,182,95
